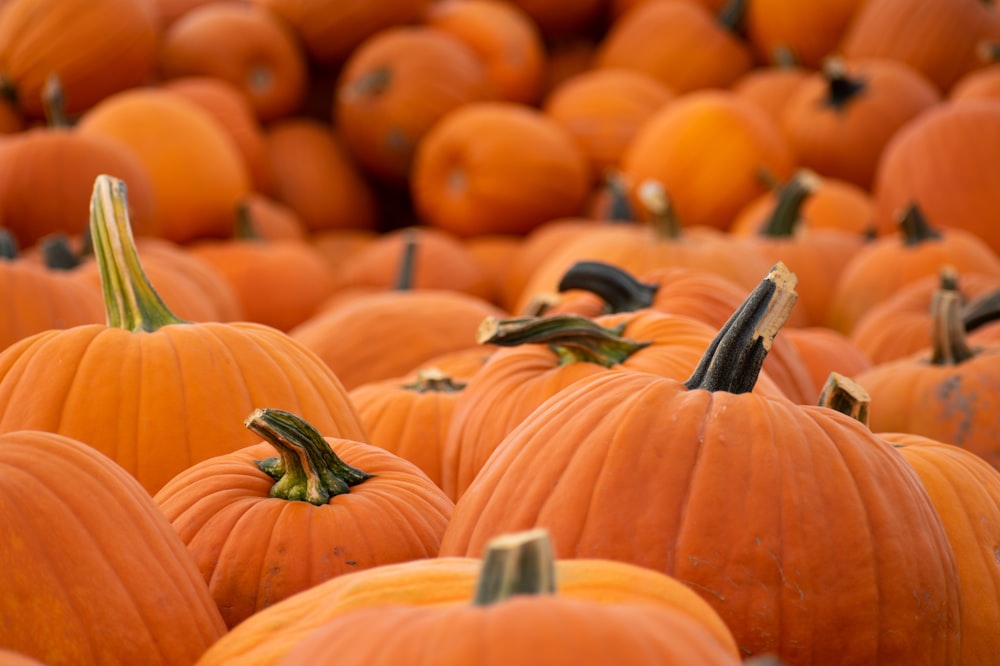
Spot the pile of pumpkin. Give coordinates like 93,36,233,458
3,0,1000,663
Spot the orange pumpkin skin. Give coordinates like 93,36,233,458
76,88,252,244
745,0,866,68
620,91,797,231
0,430,227,665
0,129,157,247
873,100,1000,253
731,64,810,125
275,596,740,665
439,370,962,663
196,554,739,666
335,26,493,184
154,438,454,628
157,2,308,122
411,102,591,237
0,0,159,119
730,175,875,236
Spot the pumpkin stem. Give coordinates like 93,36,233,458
818,372,871,427
821,57,867,111
477,314,651,367
0,76,17,105
557,260,658,313
760,170,820,237
898,202,941,246
684,262,798,393
603,171,637,223
89,175,188,332
40,234,82,270
930,286,976,366
402,367,466,393
41,73,71,128
247,408,373,505
962,288,1000,332
717,0,748,35
637,179,682,239
473,528,557,606
393,228,419,291
339,67,392,103
771,45,799,68
0,229,18,260
977,40,1000,63
233,199,261,240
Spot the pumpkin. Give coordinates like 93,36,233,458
854,282,1000,470
264,118,378,234
154,408,454,628
335,26,493,184
411,101,591,237
273,529,741,665
731,59,811,125
745,0,866,68
826,203,1000,334
251,0,434,65
778,57,941,190
0,0,159,119
197,528,740,665
439,263,963,663
291,288,506,391
0,430,226,664
462,233,524,307
620,90,797,231
0,175,366,494
872,99,1000,253
425,0,547,105
76,87,252,244
157,1,308,122
950,44,1000,103
542,68,675,180
236,193,309,242
594,0,754,94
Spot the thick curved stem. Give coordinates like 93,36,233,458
247,408,373,505
557,261,658,313
477,314,651,367
684,262,798,393
930,289,975,365
760,170,820,238
473,528,557,606
90,175,187,332
818,372,871,427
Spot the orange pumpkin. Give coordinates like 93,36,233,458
411,102,591,237
157,1,308,122
731,60,810,125
154,408,454,628
745,0,867,68
0,430,227,664
76,87,252,244
0,176,366,494
0,0,159,119
335,26,493,184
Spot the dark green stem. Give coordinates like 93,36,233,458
718,0,748,35
40,234,82,270
393,228,418,291
90,175,188,332
557,261,658,313
247,408,373,505
603,171,636,223
42,74,71,128
234,200,260,240
963,289,1000,332
473,528,557,606
898,203,941,246
822,57,867,112
0,229,17,259
760,170,819,238
477,314,651,367
684,262,798,393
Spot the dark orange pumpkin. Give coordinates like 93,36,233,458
0,176,367,494
154,408,454,628
745,0,867,68
0,430,227,664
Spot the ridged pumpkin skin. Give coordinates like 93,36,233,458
439,369,962,663
275,596,740,665
154,434,455,628
0,0,159,119
196,554,739,666
0,430,227,665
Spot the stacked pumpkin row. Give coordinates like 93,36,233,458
3,0,1000,664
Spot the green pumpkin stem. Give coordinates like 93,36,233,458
234,200,261,240
402,367,466,393
637,179,682,239
898,203,941,246
477,314,651,367
771,45,798,68
557,260,658,313
89,174,187,332
684,262,798,393
473,528,557,606
0,229,18,259
603,171,637,223
963,288,1000,332
760,170,820,238
818,372,871,427
393,228,419,291
717,0,748,34
40,234,82,270
41,73,71,128
822,57,867,111
930,288,975,365
247,408,373,505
